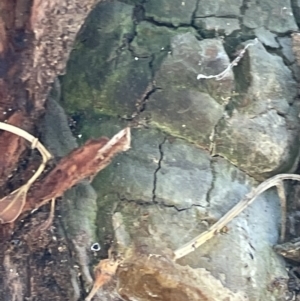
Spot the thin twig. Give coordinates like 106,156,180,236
0,122,52,223
0,122,52,163
276,181,287,243
197,38,258,81
174,174,300,260
0,122,52,187
36,198,56,232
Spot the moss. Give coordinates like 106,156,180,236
131,22,199,58
61,1,140,117
62,74,94,114
149,119,208,147
62,42,152,117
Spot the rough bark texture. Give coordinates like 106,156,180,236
0,0,99,187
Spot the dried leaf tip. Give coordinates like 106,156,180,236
85,256,121,301
98,127,131,156
122,127,131,151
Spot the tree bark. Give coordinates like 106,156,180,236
0,1,105,300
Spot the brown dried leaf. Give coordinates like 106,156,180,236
25,127,131,212
85,258,120,301
0,187,27,223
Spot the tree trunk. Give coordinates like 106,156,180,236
0,1,102,300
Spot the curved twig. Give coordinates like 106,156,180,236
174,174,300,260
0,122,52,223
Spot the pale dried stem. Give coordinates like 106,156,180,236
36,198,56,232
0,122,52,165
197,38,258,81
0,122,52,223
174,174,300,260
276,181,287,243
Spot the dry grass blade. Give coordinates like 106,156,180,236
0,123,52,164
0,122,52,223
174,174,300,260
35,198,56,232
276,181,287,243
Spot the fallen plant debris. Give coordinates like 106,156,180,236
85,249,121,301
174,174,300,260
0,123,131,224
0,122,52,223
197,38,258,80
